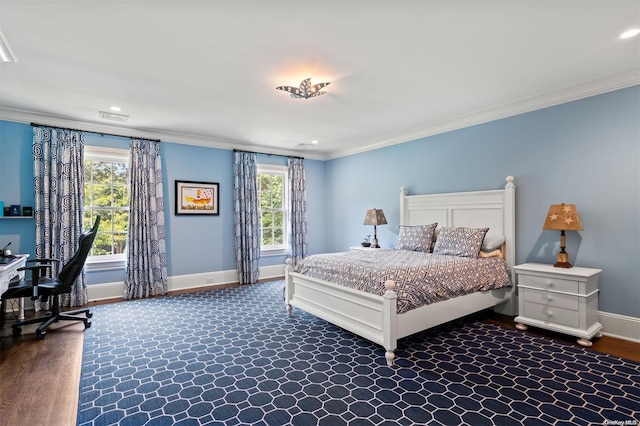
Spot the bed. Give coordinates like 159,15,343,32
284,176,516,366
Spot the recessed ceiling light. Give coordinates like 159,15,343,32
620,28,640,39
0,31,17,63
311,140,318,145
110,106,122,112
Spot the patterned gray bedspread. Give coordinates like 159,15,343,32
295,249,512,314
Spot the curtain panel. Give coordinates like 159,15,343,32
288,158,307,267
124,139,168,299
233,152,260,284
32,126,87,308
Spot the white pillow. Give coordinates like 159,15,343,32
482,235,506,252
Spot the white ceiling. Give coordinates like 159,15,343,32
0,0,638,160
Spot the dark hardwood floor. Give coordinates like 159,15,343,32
486,312,640,363
1,284,638,426
0,316,84,426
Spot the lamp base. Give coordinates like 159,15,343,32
371,238,380,248
554,250,573,268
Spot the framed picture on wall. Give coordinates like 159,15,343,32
175,180,220,215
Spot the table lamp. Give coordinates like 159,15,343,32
543,203,583,268
363,208,387,248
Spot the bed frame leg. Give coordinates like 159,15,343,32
383,280,398,367
385,351,395,366
285,258,294,316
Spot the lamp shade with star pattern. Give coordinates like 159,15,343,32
543,204,583,231
543,203,582,268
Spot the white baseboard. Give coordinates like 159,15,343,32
87,264,286,302
87,271,638,343
599,311,640,343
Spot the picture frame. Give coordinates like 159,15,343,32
175,180,219,215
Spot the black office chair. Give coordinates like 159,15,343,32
0,215,100,339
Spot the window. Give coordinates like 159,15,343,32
257,164,289,254
84,146,130,269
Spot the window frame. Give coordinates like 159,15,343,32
256,163,289,256
84,146,130,271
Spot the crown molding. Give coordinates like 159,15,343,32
0,108,329,161
326,69,640,160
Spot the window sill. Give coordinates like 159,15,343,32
260,248,289,257
85,258,126,272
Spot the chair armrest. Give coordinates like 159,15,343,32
18,263,54,273
17,263,57,299
27,258,60,264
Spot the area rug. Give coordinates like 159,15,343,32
77,280,639,425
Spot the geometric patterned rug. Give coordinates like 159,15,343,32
77,280,640,425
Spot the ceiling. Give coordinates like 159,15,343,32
0,0,638,160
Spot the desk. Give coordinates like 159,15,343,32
0,255,29,320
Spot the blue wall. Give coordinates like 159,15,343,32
0,124,327,285
0,85,637,318
0,121,36,257
324,86,639,318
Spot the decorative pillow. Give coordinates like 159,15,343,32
395,223,437,252
432,227,489,258
482,235,506,252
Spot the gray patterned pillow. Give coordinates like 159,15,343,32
395,223,437,252
433,227,489,258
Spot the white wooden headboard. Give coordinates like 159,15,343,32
400,176,516,273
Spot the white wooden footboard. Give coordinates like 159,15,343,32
286,257,513,366
285,259,398,366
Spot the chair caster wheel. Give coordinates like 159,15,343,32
87,312,93,319
84,321,91,329
36,330,46,340
12,326,22,337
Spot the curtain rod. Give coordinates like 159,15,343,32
233,148,303,160
30,122,161,143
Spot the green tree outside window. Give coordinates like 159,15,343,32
84,157,129,257
257,171,286,248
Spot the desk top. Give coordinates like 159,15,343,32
0,254,28,270
0,255,29,293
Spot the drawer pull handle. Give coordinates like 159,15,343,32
546,295,553,301
546,310,553,317
546,281,553,287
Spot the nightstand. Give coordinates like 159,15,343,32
514,263,603,347
349,246,379,251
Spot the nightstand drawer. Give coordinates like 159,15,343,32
518,274,578,294
521,302,580,328
522,288,579,310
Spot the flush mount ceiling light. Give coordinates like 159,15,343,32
276,78,331,99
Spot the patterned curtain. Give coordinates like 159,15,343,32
233,151,260,284
32,126,87,309
288,157,307,267
124,139,168,299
